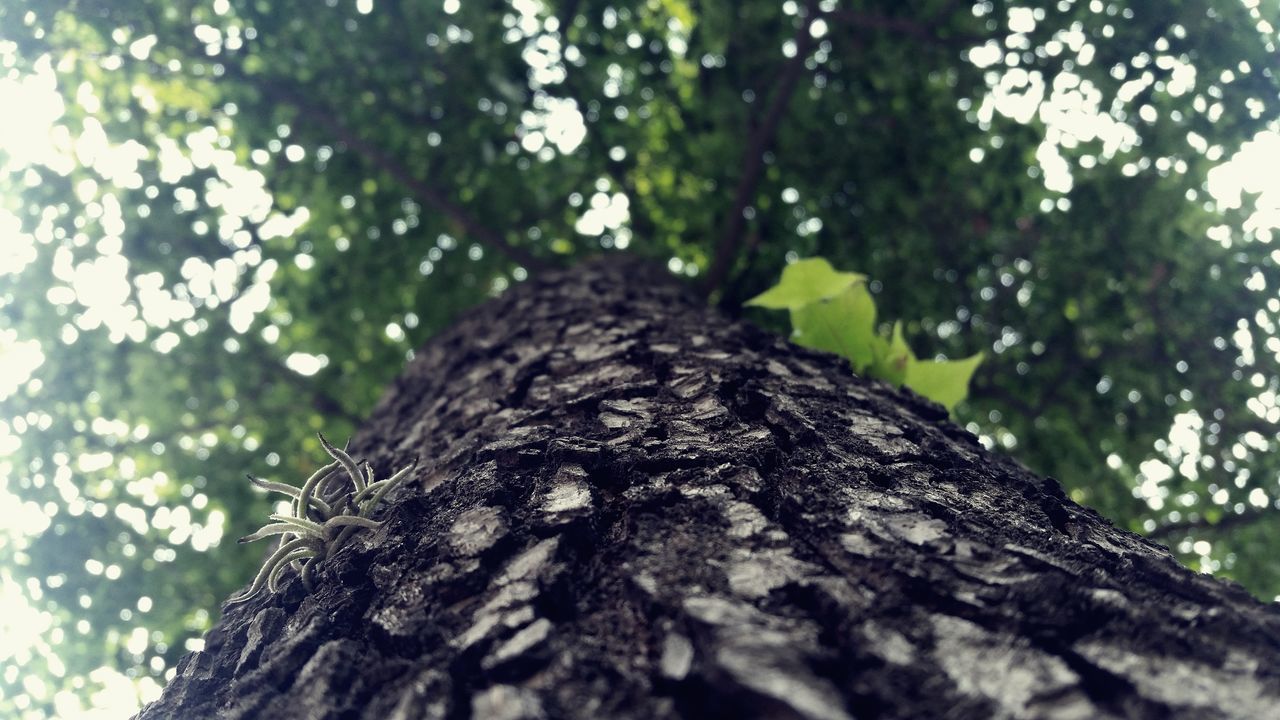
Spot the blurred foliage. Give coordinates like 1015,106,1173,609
0,0,1277,716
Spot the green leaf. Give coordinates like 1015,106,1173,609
745,258,867,310
790,283,878,369
905,353,985,412
868,321,914,387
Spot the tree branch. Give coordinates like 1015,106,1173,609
974,378,1039,419
220,63,552,274
263,358,365,427
1146,506,1273,541
701,0,823,300
829,9,986,49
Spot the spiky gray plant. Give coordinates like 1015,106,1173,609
227,434,415,605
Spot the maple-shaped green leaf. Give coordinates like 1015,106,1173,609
745,257,867,310
905,352,984,412
867,321,914,387
790,283,878,369
746,257,983,417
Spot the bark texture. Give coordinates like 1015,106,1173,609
141,256,1280,720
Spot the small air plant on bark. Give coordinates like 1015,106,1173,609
227,434,416,605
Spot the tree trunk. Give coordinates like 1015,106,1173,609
140,255,1280,720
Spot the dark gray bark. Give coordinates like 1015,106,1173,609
141,256,1280,720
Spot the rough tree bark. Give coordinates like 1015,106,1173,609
140,256,1280,720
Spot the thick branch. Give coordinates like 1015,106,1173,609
222,64,551,274
701,0,823,299
829,9,987,49
285,87,548,272
1147,506,1274,541
973,377,1038,419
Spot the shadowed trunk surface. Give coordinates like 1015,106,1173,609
141,256,1280,720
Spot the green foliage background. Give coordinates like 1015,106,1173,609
0,0,1277,715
